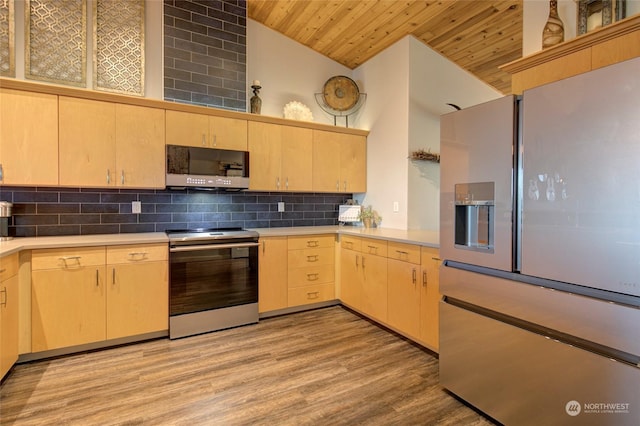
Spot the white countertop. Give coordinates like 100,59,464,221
0,227,439,258
249,226,440,248
0,232,169,257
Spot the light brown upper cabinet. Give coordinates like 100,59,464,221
0,89,59,186
59,97,165,188
248,121,312,191
312,130,366,193
165,110,248,151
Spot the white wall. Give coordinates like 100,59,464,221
352,39,411,229
406,38,500,230
246,21,353,126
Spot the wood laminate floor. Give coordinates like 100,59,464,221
0,306,497,426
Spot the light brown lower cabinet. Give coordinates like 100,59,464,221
339,236,441,352
287,235,335,307
258,237,288,313
1,253,20,379
31,244,168,353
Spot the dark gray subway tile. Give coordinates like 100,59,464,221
60,192,101,203
38,225,80,236
14,215,58,226
60,214,100,225
120,224,156,234
80,224,120,235
82,204,119,214
38,204,80,214
14,226,36,237
13,191,58,203
101,213,138,224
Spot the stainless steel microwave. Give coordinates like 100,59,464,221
166,144,249,189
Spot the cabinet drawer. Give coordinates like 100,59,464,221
387,241,421,264
288,283,335,307
288,234,335,250
288,264,335,288
288,247,334,268
340,235,361,251
361,238,387,257
107,243,168,264
32,247,106,270
0,252,19,281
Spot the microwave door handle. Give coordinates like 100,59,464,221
170,242,260,252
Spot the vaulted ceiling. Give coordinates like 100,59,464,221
248,0,523,94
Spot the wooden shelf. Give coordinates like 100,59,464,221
500,14,640,93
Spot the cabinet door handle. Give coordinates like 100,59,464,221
343,180,347,191
286,177,289,190
262,240,265,254
362,256,366,268
307,291,319,299
202,134,207,146
422,271,427,287
106,169,111,184
0,268,6,273
276,177,280,189
306,255,319,262
0,163,4,182
213,134,217,146
307,240,319,248
355,254,359,267
121,170,125,185
412,268,417,284
307,273,319,281
112,268,116,285
336,180,339,191
1,287,7,307
96,269,99,287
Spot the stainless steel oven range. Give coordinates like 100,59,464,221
167,228,259,339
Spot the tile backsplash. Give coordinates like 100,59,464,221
0,186,351,237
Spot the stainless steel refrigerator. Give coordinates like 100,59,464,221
439,56,640,426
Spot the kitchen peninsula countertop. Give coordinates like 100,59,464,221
0,232,169,257
0,227,439,258
249,226,440,248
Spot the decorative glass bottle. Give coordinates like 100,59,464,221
542,0,565,49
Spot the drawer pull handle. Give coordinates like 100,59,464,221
0,268,5,273
306,255,319,262
59,256,81,267
307,273,319,281
432,257,441,261
306,240,319,248
345,241,353,248
1,287,7,307
307,291,319,299
127,252,148,260
367,245,378,254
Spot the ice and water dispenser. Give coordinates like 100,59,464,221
454,182,494,252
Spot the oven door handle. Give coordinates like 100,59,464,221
169,242,260,252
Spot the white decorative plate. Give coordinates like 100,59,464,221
283,101,314,121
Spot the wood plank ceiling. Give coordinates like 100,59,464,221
248,0,523,94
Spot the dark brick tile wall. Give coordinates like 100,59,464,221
164,0,247,111
0,186,350,237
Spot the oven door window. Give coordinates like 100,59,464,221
169,246,258,316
